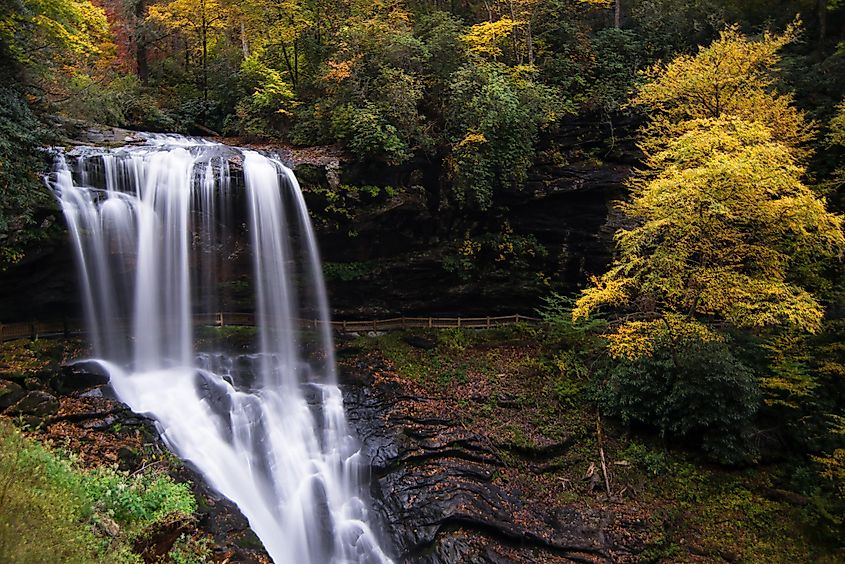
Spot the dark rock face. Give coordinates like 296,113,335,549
0,116,635,321
316,116,636,317
342,371,643,563
57,361,111,393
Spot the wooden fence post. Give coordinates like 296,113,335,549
486,316,491,328
457,317,461,328
515,314,521,323
428,317,432,328
30,322,37,341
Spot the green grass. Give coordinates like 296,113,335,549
0,421,198,563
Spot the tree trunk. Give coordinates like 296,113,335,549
614,0,622,28
134,0,148,83
201,0,208,121
818,0,828,44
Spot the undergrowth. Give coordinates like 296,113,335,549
0,420,198,563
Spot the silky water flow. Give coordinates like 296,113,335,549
47,135,392,564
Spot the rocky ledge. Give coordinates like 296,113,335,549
0,351,270,563
341,351,649,563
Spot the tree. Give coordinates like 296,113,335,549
303,1,429,162
0,0,113,93
147,0,234,107
575,116,843,357
444,63,562,210
633,22,815,154
570,24,845,459
0,0,112,265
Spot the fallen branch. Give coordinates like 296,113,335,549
595,408,611,497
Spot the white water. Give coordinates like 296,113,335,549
48,136,392,564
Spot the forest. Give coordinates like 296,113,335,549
1,0,845,562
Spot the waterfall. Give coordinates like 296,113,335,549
47,135,392,564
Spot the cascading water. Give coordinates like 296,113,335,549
47,135,392,564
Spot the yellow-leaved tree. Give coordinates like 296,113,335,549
574,117,843,357
574,23,843,358
147,0,234,105
571,23,845,462
633,22,815,155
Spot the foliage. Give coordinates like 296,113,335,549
598,334,760,463
234,55,296,136
574,23,845,465
574,117,844,354
322,261,374,282
306,183,397,232
462,17,520,60
828,100,845,195
0,0,113,77
0,87,53,267
0,420,98,562
445,63,564,210
632,23,814,153
443,222,549,282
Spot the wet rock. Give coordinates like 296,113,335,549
343,373,640,563
0,379,25,411
57,361,110,393
178,465,270,563
7,390,60,424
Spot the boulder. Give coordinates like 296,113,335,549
57,361,110,393
0,379,25,411
6,390,59,425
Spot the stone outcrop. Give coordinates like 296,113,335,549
341,357,647,563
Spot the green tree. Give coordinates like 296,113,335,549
303,1,429,162
445,63,563,210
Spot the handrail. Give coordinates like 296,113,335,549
0,313,541,342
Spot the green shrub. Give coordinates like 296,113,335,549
322,261,374,282
445,62,564,210
439,328,472,352
234,55,295,136
330,103,411,165
538,293,606,350
598,336,761,464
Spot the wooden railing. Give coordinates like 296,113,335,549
0,313,540,342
